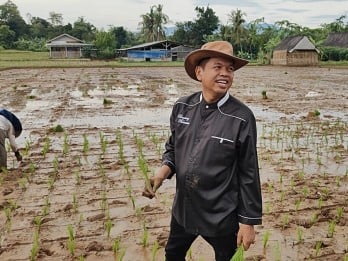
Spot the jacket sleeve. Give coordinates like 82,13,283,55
8,124,19,153
236,114,262,225
162,105,176,178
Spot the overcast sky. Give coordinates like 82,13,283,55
9,0,348,31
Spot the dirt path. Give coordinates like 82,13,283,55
0,66,347,260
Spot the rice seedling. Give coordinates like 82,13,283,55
231,244,244,261
18,177,28,190
116,129,125,164
261,90,268,100
62,132,69,156
82,134,89,155
29,161,36,174
41,197,50,216
67,224,75,256
117,248,126,261
52,156,59,175
141,221,148,247
4,206,11,222
47,177,55,190
272,242,281,261
263,230,270,249
99,131,108,155
42,136,50,158
317,197,323,209
74,170,81,185
327,220,336,238
281,214,289,229
105,218,113,238
295,198,301,211
297,227,303,243
103,98,113,105
112,238,121,253
30,230,40,261
151,240,159,261
336,207,343,222
33,216,42,231
125,185,135,210
311,212,318,225
100,191,108,212
315,241,322,256
72,193,78,213
51,124,64,132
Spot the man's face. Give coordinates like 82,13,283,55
195,57,234,100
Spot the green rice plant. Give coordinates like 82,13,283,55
327,220,336,238
297,227,303,243
315,241,322,256
78,255,85,261
18,177,28,190
116,129,125,164
117,248,126,261
105,218,113,238
24,136,33,156
336,207,343,222
29,161,36,174
261,90,268,100
33,216,42,231
302,186,309,198
125,185,135,210
99,132,108,155
317,197,323,209
344,254,348,261
42,136,50,158
100,191,108,212
186,246,192,259
141,221,148,247
41,197,50,216
74,170,81,185
82,134,89,155
138,154,150,190
265,202,271,214
62,132,69,156
281,214,289,229
272,242,281,261
263,230,270,249
112,238,121,253
151,240,159,261
4,206,11,222
51,124,64,132
47,177,55,190
52,156,59,175
30,229,40,261
103,98,113,105
295,198,301,211
72,193,78,213
231,244,244,261
67,224,75,256
311,212,318,225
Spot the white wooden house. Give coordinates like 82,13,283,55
46,34,92,58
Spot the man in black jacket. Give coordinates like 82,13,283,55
143,41,262,261
0,109,22,171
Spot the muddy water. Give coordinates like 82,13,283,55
0,66,347,261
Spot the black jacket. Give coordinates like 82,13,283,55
163,91,262,237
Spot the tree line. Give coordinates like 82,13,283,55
1,0,347,61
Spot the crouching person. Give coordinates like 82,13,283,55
0,109,23,171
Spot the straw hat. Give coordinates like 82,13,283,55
184,41,249,81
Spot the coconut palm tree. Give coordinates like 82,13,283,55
139,4,169,42
228,9,246,52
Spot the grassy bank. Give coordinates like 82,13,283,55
1,49,348,69
0,50,184,69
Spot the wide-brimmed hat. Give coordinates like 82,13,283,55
184,41,249,81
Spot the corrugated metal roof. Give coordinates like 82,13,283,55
118,40,180,51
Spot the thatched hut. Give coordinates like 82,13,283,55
323,32,348,48
272,36,319,66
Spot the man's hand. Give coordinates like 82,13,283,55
237,224,256,251
142,177,164,199
15,150,22,162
